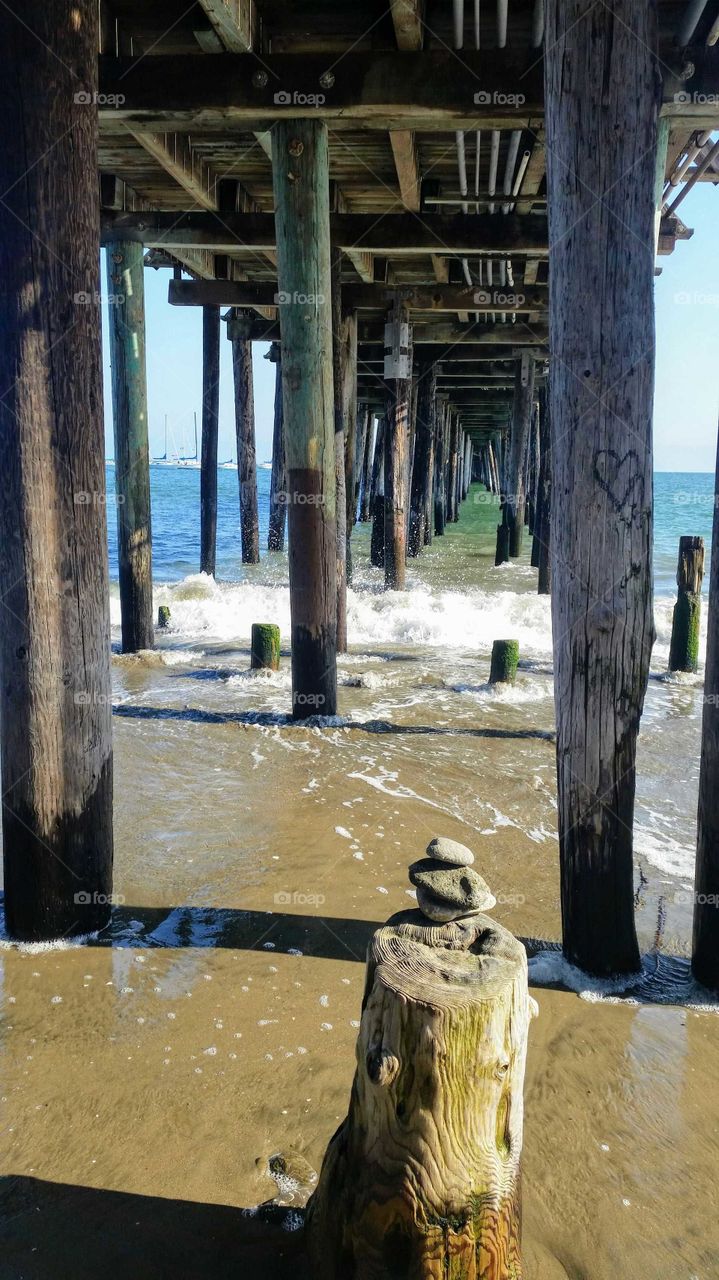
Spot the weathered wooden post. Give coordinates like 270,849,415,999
105,242,154,652
227,310,260,565
408,359,436,557
359,410,374,522
200,305,220,576
490,639,520,687
693,426,719,989
306,913,532,1279
266,342,287,552
344,317,358,585
157,605,171,629
384,299,412,590
0,0,114,940
370,416,386,567
354,404,369,522
250,623,281,671
331,250,349,650
545,0,657,975
447,413,460,523
272,120,337,718
536,385,552,596
669,537,704,673
434,400,448,536
507,353,536,557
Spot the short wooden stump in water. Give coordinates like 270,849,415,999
306,912,533,1280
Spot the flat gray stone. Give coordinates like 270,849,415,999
425,836,474,867
415,884,487,924
410,861,496,916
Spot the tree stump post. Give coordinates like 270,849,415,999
669,536,704,673
105,241,154,652
228,310,260,565
490,640,520,687
0,0,114,940
545,0,658,976
251,623,281,671
272,120,337,719
267,342,287,552
200,304,221,576
693,427,719,988
306,913,533,1279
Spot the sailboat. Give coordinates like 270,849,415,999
152,414,177,466
177,412,201,468
219,455,236,469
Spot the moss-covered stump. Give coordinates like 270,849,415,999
305,913,533,1280
669,536,704,673
250,622,281,671
489,640,519,686
157,605,171,629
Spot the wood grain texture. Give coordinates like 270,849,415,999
545,0,658,976
228,313,260,564
0,0,113,940
693,426,719,987
272,120,337,717
306,912,532,1279
106,241,154,652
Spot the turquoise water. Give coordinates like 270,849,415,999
106,465,714,596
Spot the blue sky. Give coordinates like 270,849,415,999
102,182,719,471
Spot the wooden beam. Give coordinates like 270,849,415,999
195,0,254,52
123,127,218,210
388,130,422,211
102,210,549,256
98,51,545,132
389,0,425,50
168,278,548,310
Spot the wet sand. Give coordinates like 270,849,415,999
2,497,718,1278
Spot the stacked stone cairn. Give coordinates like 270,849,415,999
409,836,496,923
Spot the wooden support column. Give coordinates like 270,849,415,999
344,315,358,587
0,0,113,940
200,305,220,575
447,414,460,523
693,423,719,988
507,352,536,557
227,310,260,564
535,385,552,596
105,241,154,652
358,409,374,522
353,403,370,522
545,0,657,976
434,401,448,537
408,359,436,557
272,120,337,718
331,250,349,650
370,417,386,567
423,394,436,547
266,342,287,552
384,299,412,590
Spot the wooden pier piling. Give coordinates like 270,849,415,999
669,536,704,673
408,359,436,557
251,623,281,671
0,0,114,940
200,305,220,576
384,300,412,590
545,0,657,976
272,120,337,718
106,241,154,652
228,311,260,565
506,353,536,558
267,343,287,553
693,430,719,988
